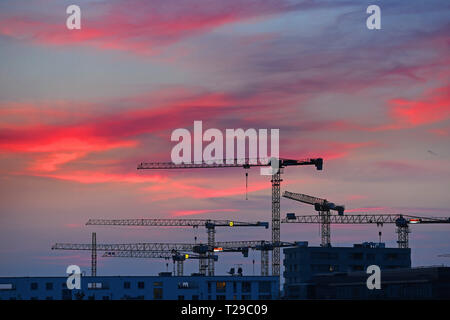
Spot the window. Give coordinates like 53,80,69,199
124,282,131,289
242,295,251,300
153,288,163,300
216,281,226,293
208,282,212,293
178,295,184,300
88,282,102,289
258,281,271,293
242,282,251,293
192,295,199,300
351,253,363,260
46,282,53,290
30,283,38,290
311,264,330,272
233,282,237,293
153,282,163,287
216,295,226,300
138,282,145,289
0,284,14,290
62,289,72,300
385,253,399,261
329,265,339,272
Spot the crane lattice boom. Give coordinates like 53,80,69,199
137,158,323,170
282,214,450,224
86,218,268,228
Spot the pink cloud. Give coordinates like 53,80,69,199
374,85,450,131
346,207,395,213
30,171,167,185
0,0,300,55
172,208,239,217
345,194,368,201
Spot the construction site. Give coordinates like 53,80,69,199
1,157,450,300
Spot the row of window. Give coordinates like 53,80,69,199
26,280,165,291
206,281,271,293
6,280,272,297
285,251,407,261
1,293,273,301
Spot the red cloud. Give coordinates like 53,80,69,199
30,171,166,185
0,0,299,55
375,85,450,131
0,89,238,174
391,86,450,126
142,179,270,201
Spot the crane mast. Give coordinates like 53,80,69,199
137,157,323,276
91,232,97,277
283,191,344,247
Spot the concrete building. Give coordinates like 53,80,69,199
311,266,450,299
0,274,279,300
283,242,411,299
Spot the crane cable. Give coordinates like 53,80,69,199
245,171,248,200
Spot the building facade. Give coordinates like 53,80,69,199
283,242,411,299
311,266,450,299
0,274,279,300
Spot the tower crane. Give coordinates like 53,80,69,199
282,213,450,248
103,241,298,276
102,251,218,276
51,240,300,276
86,218,268,276
137,157,323,276
283,191,345,247
52,240,264,275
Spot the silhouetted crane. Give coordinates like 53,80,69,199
137,157,323,276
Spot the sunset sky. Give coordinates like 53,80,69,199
0,0,449,277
